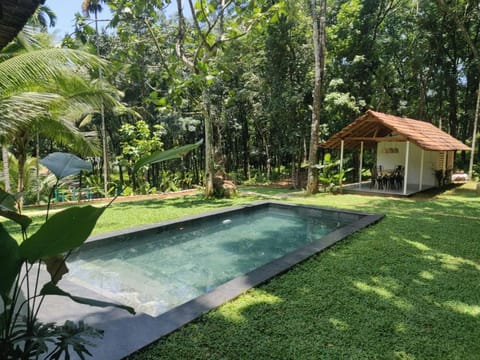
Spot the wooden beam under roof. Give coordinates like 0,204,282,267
345,135,407,142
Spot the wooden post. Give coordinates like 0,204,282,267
340,140,344,187
443,150,447,185
403,141,410,195
419,149,424,191
358,141,364,188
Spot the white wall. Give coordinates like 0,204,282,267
377,142,437,187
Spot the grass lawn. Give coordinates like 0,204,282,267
8,184,480,359
129,184,480,359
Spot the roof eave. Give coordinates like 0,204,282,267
0,0,44,50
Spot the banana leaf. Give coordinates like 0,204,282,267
133,140,203,173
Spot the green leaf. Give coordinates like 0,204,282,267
0,209,32,230
45,255,69,285
0,189,17,212
133,140,203,173
39,152,92,180
0,224,22,302
0,189,31,229
40,282,135,315
19,206,105,263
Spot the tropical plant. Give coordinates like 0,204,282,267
117,120,165,192
0,153,134,359
0,31,129,209
0,142,200,358
314,153,352,193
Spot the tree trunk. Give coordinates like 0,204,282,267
17,153,25,210
203,88,215,197
241,109,250,179
2,145,10,192
468,80,480,178
306,0,326,194
447,62,459,137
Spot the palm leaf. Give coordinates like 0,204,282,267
0,92,62,138
0,49,105,93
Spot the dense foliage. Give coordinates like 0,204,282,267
3,0,480,199
78,1,480,187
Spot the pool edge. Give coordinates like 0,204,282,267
43,202,384,359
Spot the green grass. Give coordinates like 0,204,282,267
126,184,480,360
4,194,261,242
7,184,480,359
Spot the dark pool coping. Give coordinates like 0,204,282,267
38,201,384,359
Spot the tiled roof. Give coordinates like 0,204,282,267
321,110,471,151
0,0,44,50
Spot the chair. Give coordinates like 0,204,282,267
371,166,386,190
393,165,404,190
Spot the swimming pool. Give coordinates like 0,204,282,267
66,202,360,317
43,201,383,359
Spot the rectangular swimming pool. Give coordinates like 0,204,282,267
66,202,361,317
50,201,383,359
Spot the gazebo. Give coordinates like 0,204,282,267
321,110,471,196
0,0,44,50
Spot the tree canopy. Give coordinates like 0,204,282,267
3,0,479,199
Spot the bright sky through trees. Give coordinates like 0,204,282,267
46,1,112,37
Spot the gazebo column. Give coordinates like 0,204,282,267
403,141,410,195
419,149,424,191
358,141,364,188
340,140,344,187
443,151,447,182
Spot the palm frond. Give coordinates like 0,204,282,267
35,116,100,156
0,92,62,140
0,49,106,93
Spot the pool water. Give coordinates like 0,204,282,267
66,204,355,316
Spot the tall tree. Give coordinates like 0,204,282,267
306,0,326,194
81,0,110,196
175,0,277,196
435,0,480,177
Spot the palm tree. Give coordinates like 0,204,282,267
0,34,127,208
5,76,125,206
82,0,106,17
30,5,57,29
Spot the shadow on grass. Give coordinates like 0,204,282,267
128,185,480,359
238,185,299,196
108,195,239,211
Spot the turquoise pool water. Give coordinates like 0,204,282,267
66,204,356,316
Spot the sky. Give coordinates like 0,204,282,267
46,1,112,38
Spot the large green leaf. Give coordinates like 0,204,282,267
133,140,203,173
0,189,17,212
0,210,31,230
19,206,105,263
0,224,22,302
40,282,135,315
39,152,92,180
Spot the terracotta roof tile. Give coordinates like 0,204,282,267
321,110,470,151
